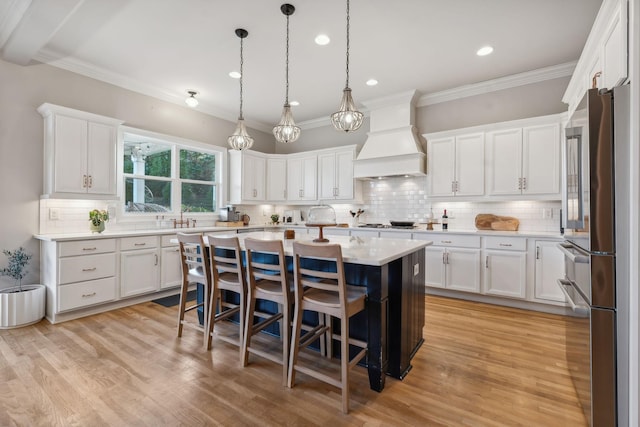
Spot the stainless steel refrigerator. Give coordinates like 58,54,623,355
560,83,630,426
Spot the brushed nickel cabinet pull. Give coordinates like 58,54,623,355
536,246,540,260
485,256,489,268
82,247,97,251
499,243,512,247
446,253,450,264
154,254,158,266
82,292,96,298
88,175,93,188
83,175,88,188
442,252,446,264
522,177,527,190
441,240,452,244
134,243,146,246
82,267,97,272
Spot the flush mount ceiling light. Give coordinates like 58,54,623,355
315,34,330,45
476,45,494,56
228,28,254,151
185,91,198,108
290,100,300,106
229,71,241,79
330,0,363,133
366,78,378,86
273,3,301,144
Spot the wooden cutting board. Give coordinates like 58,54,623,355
215,221,245,227
475,214,520,231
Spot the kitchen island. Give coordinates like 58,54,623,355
199,230,431,392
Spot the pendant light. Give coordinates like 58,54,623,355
273,3,300,144
228,28,254,151
330,0,363,132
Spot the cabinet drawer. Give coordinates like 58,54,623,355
484,236,526,251
161,234,178,247
59,253,116,284
59,239,116,257
120,236,158,251
379,231,413,239
415,234,480,248
58,277,117,311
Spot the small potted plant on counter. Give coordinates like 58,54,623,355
89,209,109,233
0,247,46,329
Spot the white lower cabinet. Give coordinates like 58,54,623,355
120,236,159,297
416,234,481,293
483,237,527,299
534,240,566,303
160,235,182,289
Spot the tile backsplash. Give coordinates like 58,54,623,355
39,176,562,234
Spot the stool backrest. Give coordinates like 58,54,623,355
245,238,288,293
292,241,347,307
206,235,245,285
177,232,210,285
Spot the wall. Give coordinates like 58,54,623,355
274,117,369,154
0,58,273,289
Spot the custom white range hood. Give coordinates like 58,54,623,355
354,90,426,179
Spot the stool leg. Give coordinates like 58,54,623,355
287,299,303,388
281,301,290,386
204,288,219,350
242,289,256,367
177,281,189,337
237,289,246,362
341,316,349,414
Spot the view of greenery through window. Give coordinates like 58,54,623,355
123,138,219,214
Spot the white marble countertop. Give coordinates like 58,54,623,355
34,224,562,242
192,231,432,267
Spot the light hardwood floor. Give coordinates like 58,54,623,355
0,296,587,426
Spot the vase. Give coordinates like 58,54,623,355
90,222,105,233
0,284,46,329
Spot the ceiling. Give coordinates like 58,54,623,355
1,0,603,131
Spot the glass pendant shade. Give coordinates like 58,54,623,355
228,119,254,150
330,87,364,132
228,28,253,151
273,103,300,144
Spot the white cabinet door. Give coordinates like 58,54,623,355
287,155,317,202
534,240,566,303
428,137,455,196
425,247,446,289
54,115,89,194
318,153,336,200
483,250,527,298
522,124,560,195
487,128,522,195
120,249,159,297
86,122,117,195
446,248,481,293
602,4,627,89
335,150,354,200
241,153,266,201
455,133,484,196
267,157,287,202
160,246,182,289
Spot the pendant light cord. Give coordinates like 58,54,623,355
285,13,290,105
345,0,350,89
239,36,245,120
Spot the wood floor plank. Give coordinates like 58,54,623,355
0,295,587,426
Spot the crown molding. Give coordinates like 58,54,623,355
417,61,577,107
33,49,274,133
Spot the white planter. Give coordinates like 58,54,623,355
0,284,46,329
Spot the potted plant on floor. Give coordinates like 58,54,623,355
0,247,46,329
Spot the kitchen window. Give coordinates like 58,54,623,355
121,128,224,216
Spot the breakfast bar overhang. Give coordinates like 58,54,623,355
198,231,431,392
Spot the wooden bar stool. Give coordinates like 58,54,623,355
176,232,211,339
288,241,368,414
241,238,292,385
205,235,247,356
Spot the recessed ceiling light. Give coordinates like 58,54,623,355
290,101,300,106
476,46,494,56
366,79,378,86
229,71,241,79
314,34,330,45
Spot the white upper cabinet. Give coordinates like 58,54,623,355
266,156,287,202
38,103,122,198
318,147,356,201
287,154,317,202
427,133,484,197
228,150,266,204
563,0,628,112
487,122,560,197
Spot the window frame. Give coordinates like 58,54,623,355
117,126,226,221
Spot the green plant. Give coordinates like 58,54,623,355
89,209,109,226
270,214,280,224
1,247,32,291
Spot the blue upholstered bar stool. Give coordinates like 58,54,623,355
176,233,211,340
205,235,247,357
288,241,367,414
